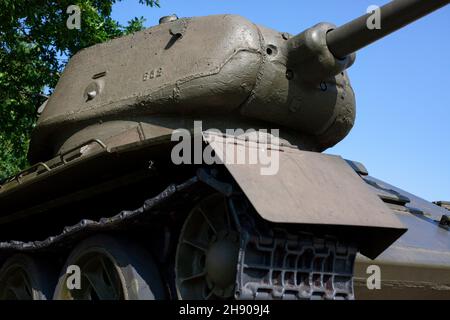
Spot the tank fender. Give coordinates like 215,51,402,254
202,131,406,259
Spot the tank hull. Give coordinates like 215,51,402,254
1,134,449,299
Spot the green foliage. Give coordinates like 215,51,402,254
0,0,159,180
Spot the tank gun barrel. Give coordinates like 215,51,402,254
327,0,449,59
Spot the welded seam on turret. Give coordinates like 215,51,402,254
40,48,262,126
237,23,267,113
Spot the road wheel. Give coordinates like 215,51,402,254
53,234,165,300
175,193,240,300
0,254,56,300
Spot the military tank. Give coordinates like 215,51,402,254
0,0,449,300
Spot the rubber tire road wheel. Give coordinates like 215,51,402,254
0,254,56,300
53,234,165,300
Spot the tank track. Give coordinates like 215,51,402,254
0,178,198,254
229,197,357,300
0,173,357,300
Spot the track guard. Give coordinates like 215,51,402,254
203,132,406,259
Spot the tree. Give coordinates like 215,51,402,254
0,0,160,180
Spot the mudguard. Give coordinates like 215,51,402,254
203,132,406,259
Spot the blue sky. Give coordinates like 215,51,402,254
111,0,450,202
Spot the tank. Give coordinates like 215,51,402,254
0,0,449,300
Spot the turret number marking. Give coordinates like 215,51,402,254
143,67,163,81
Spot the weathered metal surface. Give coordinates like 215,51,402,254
365,176,450,222
354,176,450,299
29,13,357,163
355,253,450,299
203,133,406,259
